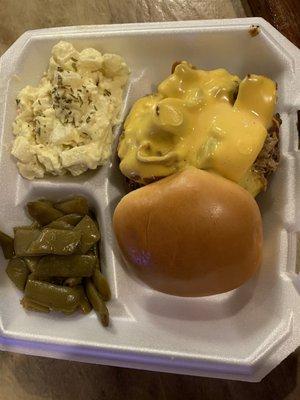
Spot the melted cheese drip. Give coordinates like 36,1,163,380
118,62,276,185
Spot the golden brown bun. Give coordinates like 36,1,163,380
113,167,263,297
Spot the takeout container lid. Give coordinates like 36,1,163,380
0,18,299,382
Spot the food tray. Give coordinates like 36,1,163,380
0,18,299,382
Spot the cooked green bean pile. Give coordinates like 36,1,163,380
0,196,111,327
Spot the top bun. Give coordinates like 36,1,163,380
113,167,263,297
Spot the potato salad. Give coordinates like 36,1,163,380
11,41,129,179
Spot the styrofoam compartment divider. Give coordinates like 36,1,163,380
0,18,299,382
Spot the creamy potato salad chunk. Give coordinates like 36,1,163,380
12,41,129,179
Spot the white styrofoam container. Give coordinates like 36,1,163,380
0,18,299,382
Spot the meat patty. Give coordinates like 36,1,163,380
253,113,281,180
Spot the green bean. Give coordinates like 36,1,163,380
64,277,82,287
54,197,89,216
27,229,81,255
92,269,111,301
25,279,82,313
23,257,40,273
38,199,54,206
27,200,64,225
88,243,98,257
89,212,101,259
28,273,53,283
14,228,41,256
50,277,66,285
0,230,14,259
27,270,63,284
36,255,96,277
79,292,92,314
74,215,101,253
21,297,50,313
15,225,38,230
97,241,102,270
6,258,30,291
5,195,112,324
46,220,73,230
30,222,41,229
85,278,109,327
48,213,83,226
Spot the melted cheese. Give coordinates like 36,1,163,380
234,74,276,129
118,62,276,186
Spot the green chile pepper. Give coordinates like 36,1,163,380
27,229,81,255
36,255,96,277
27,200,64,225
92,269,111,301
21,297,50,313
85,278,109,327
74,215,101,253
25,279,82,313
6,258,30,291
54,197,89,215
0,230,15,259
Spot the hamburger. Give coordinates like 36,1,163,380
113,62,280,297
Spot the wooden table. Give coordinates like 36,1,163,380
0,1,299,399
248,0,300,48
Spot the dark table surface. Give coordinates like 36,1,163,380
0,0,299,399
